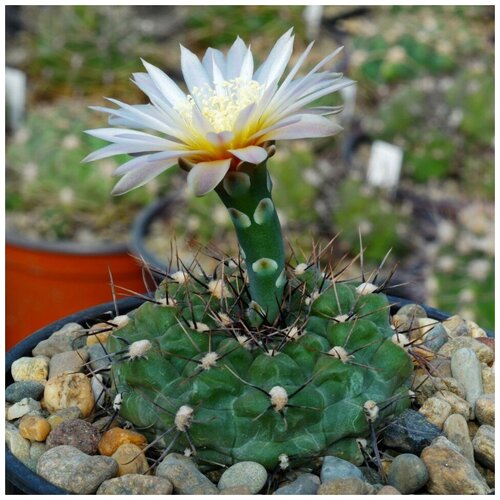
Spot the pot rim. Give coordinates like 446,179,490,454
6,230,132,255
5,295,493,494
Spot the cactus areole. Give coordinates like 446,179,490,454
86,30,413,469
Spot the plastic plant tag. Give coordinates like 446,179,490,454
366,140,403,191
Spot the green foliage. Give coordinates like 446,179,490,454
6,101,156,241
332,180,409,263
184,6,306,50
107,263,412,469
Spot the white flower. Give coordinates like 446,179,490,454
83,29,349,196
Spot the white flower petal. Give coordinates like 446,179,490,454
226,36,248,80
180,45,212,94
228,145,268,165
82,143,166,163
112,158,177,195
260,114,343,141
141,59,187,107
239,46,254,80
84,128,172,146
187,158,231,196
254,28,294,87
206,131,235,147
113,150,196,176
202,47,227,80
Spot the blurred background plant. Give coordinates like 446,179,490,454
6,5,494,327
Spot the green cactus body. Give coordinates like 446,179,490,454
107,265,413,470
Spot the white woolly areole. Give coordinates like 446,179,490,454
113,315,130,330
356,438,367,449
294,263,308,275
128,339,152,359
355,282,378,295
305,291,320,306
334,314,349,323
113,393,123,411
363,400,379,422
188,321,210,333
328,346,351,363
184,448,193,457
171,271,188,284
278,453,290,470
408,390,416,400
208,279,231,299
158,297,177,307
269,386,288,411
235,334,251,349
200,351,219,370
264,349,280,357
175,405,194,431
217,313,232,326
284,326,301,341
391,333,409,349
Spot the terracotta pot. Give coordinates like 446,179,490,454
6,232,147,349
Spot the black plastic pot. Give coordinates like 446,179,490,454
5,296,493,494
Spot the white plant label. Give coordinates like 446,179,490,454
366,140,403,190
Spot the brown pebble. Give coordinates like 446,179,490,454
46,419,101,455
475,338,494,365
377,485,401,494
98,427,148,456
44,373,94,417
19,415,51,442
112,443,149,476
86,323,112,346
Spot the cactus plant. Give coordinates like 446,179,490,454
86,29,413,470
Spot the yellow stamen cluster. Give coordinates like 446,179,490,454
178,78,263,133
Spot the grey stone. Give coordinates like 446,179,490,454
48,349,89,379
443,413,475,463
5,422,31,462
397,303,427,319
387,453,429,494
36,445,118,494
46,419,101,455
421,436,490,494
47,406,82,429
451,348,483,416
442,315,469,337
382,409,441,454
320,455,364,483
33,322,86,357
97,475,173,495
472,424,495,470
88,343,114,373
156,453,218,495
218,461,268,494
422,323,449,351
273,473,320,495
5,381,45,403
7,397,41,420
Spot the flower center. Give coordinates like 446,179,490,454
179,77,263,133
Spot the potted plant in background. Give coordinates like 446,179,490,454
6,28,494,495
5,101,159,348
